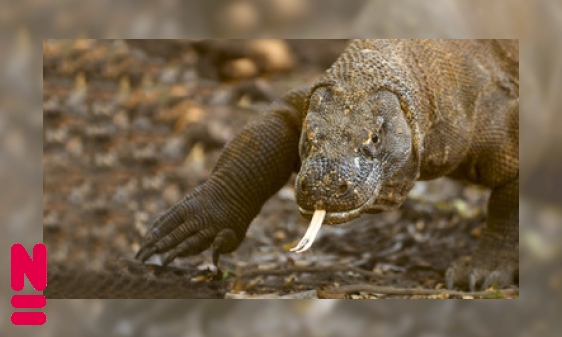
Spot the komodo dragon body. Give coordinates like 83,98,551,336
137,39,519,291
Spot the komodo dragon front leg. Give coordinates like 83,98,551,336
445,87,519,291
136,87,308,266
446,178,519,291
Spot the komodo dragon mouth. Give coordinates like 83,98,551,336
292,192,380,254
291,163,383,253
296,166,382,224
297,191,378,223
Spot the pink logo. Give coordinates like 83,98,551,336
11,243,47,325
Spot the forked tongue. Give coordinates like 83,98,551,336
290,209,326,253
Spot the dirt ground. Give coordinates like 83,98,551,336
42,39,515,299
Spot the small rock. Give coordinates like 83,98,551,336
94,151,118,168
273,230,287,242
162,184,181,203
280,290,318,299
294,259,312,267
159,66,179,84
277,186,295,201
45,126,68,144
162,136,185,159
113,110,130,129
247,39,295,73
221,58,258,79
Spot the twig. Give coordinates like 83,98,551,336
225,290,319,299
239,265,392,280
321,284,519,299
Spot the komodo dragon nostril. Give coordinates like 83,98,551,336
336,181,350,195
299,177,308,191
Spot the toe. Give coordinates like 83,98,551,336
447,258,517,291
136,246,157,262
142,204,185,246
446,257,471,290
212,228,239,266
162,228,218,265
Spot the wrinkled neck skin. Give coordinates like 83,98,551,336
295,81,420,225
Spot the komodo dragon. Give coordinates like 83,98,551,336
136,39,519,291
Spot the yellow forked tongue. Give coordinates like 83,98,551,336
290,209,326,253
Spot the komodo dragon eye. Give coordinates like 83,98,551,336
371,116,384,144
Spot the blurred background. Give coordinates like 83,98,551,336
1,0,561,336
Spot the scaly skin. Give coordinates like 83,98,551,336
137,40,519,291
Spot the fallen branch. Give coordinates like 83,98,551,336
239,265,392,280
225,290,319,299
320,284,519,299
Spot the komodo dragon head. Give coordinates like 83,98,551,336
295,80,419,225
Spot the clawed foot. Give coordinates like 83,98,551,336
135,186,248,267
445,248,518,291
